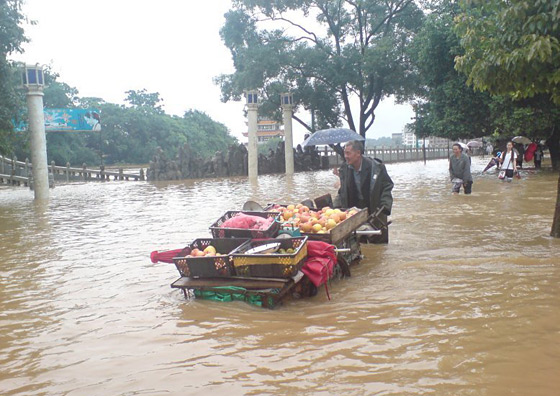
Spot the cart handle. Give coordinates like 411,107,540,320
355,230,382,236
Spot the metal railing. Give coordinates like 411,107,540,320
0,154,144,187
322,146,451,166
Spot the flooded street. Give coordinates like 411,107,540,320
1,157,559,396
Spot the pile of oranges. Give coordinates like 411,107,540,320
267,204,358,234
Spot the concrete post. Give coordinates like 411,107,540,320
27,90,49,199
281,93,294,175
246,91,259,179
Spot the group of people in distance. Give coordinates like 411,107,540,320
331,138,545,244
449,139,546,195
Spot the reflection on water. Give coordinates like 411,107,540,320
1,157,559,395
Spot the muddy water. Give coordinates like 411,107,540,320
1,157,559,396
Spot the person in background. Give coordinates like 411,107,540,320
534,144,544,169
515,142,524,168
499,141,518,181
486,143,494,157
334,140,394,243
449,143,473,194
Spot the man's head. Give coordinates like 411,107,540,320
344,141,364,168
452,143,463,156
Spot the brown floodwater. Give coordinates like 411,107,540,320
1,157,559,396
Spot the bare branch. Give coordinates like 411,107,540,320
292,114,313,133
365,0,414,43
261,15,320,45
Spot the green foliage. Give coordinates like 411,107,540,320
2,72,238,166
42,68,79,108
124,89,165,115
410,6,495,140
257,137,283,155
216,0,424,137
95,104,237,165
455,0,560,103
489,95,560,141
0,0,28,55
0,0,28,155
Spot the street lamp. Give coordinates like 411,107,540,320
20,63,49,200
281,92,293,106
245,90,258,105
21,64,45,88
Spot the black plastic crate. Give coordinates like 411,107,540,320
172,238,249,278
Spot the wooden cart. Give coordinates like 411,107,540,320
169,207,369,308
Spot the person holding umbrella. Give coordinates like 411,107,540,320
449,143,473,194
334,140,394,243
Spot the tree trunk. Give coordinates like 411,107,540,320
551,171,560,238
547,127,560,237
546,127,560,171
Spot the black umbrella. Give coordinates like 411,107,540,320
482,157,499,173
302,128,365,147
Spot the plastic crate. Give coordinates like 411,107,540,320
209,211,280,239
172,238,249,278
230,236,308,278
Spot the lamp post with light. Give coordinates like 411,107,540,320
21,64,49,200
281,92,294,175
245,90,259,179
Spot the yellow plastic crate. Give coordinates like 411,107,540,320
231,237,308,278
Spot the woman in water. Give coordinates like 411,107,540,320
499,141,518,181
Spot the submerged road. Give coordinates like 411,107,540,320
1,157,559,395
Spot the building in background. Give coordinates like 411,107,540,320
398,125,452,148
402,125,417,147
428,136,452,148
391,133,402,146
243,118,284,143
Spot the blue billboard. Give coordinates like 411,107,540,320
14,108,101,132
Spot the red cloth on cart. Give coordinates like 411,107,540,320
221,213,274,230
150,249,183,264
302,241,337,299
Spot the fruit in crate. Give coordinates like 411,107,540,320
268,203,358,234
184,245,226,257
203,245,217,256
326,218,337,230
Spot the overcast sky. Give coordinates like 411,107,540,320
12,0,414,144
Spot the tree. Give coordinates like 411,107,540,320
0,0,29,155
410,6,495,140
124,89,165,114
455,0,560,104
454,0,560,237
215,0,424,137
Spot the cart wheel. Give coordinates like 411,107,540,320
337,255,351,277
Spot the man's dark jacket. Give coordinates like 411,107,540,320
336,156,394,215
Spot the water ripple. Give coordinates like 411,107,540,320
1,158,559,395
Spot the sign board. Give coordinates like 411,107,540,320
13,108,101,132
